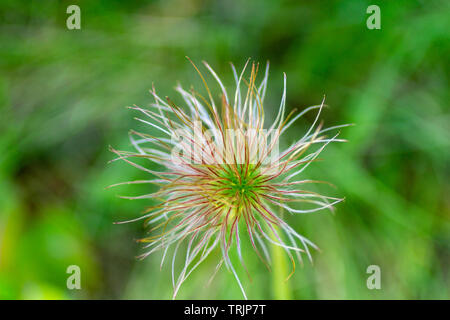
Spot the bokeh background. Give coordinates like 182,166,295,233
0,0,448,299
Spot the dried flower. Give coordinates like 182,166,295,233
109,59,346,299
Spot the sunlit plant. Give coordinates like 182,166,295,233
109,59,347,299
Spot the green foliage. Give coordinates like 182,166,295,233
0,0,448,299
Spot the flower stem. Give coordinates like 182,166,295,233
271,227,293,300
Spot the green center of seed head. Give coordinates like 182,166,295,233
219,164,261,203
230,173,251,195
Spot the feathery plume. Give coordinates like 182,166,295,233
109,59,347,299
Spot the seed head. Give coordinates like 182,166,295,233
110,59,347,299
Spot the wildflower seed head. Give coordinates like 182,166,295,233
110,58,346,299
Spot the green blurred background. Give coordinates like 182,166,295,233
0,0,448,299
